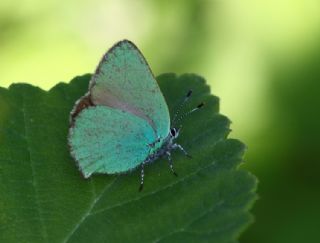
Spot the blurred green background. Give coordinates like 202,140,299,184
1,0,320,242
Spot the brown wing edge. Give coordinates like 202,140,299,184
69,92,94,125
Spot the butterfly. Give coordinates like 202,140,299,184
68,40,204,191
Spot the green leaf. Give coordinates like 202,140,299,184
0,73,257,243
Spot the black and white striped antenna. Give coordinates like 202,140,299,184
171,89,205,127
171,89,193,124
172,102,205,127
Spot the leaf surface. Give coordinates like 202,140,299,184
0,73,257,243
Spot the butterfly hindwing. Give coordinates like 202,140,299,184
69,106,155,177
89,40,170,140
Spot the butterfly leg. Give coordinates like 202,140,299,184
166,151,178,176
139,161,146,192
173,143,192,159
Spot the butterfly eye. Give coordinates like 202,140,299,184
170,128,176,137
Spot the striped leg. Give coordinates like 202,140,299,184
166,151,178,176
139,161,146,192
173,143,192,158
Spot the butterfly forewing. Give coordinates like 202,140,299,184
89,40,170,140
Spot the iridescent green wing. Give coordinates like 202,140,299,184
89,40,170,140
69,106,155,177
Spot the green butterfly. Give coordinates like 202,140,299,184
68,40,203,190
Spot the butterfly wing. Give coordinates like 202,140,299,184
69,106,155,177
89,40,170,140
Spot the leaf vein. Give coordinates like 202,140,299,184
21,91,49,242
62,176,119,243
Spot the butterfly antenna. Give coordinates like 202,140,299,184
172,90,193,125
173,102,205,126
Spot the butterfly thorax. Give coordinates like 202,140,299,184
146,128,179,164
